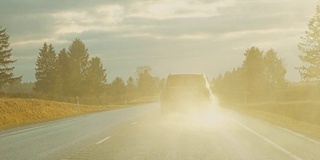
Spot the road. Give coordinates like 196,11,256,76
1,103,320,160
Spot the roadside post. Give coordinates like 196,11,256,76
244,92,247,108
77,96,80,112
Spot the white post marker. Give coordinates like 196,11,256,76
77,96,80,112
244,92,247,108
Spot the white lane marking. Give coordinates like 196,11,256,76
96,136,111,145
275,126,320,146
131,121,138,125
230,118,303,160
0,117,83,138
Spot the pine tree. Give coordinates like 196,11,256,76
57,48,70,96
298,4,320,81
264,49,287,89
110,77,126,102
242,47,267,99
66,38,90,96
136,66,157,96
84,57,107,97
126,76,137,100
34,43,48,93
34,43,60,94
0,26,21,88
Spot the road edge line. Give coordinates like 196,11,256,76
274,125,320,146
0,117,83,138
230,118,303,160
96,136,111,145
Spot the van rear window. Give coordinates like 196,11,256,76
165,75,206,88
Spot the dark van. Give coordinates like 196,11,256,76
160,74,213,113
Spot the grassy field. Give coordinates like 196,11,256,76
240,101,320,125
228,101,320,140
245,109,320,140
0,98,127,130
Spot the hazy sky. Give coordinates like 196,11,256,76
1,0,319,82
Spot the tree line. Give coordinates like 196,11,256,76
212,3,320,104
0,30,161,104
34,39,107,97
212,47,287,103
33,39,161,104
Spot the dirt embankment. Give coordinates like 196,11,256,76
0,98,125,130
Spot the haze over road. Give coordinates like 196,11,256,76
1,103,319,160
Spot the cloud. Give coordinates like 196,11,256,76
51,4,125,35
1,0,319,82
11,38,68,47
127,0,234,20
8,0,304,46
46,1,227,43
222,28,302,40
118,32,209,40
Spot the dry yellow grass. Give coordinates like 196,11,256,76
227,100,320,140
0,98,123,130
234,107,320,141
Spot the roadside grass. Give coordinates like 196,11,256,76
245,110,320,140
227,101,320,140
0,98,127,130
243,101,320,125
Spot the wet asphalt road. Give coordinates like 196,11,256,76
1,103,320,160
